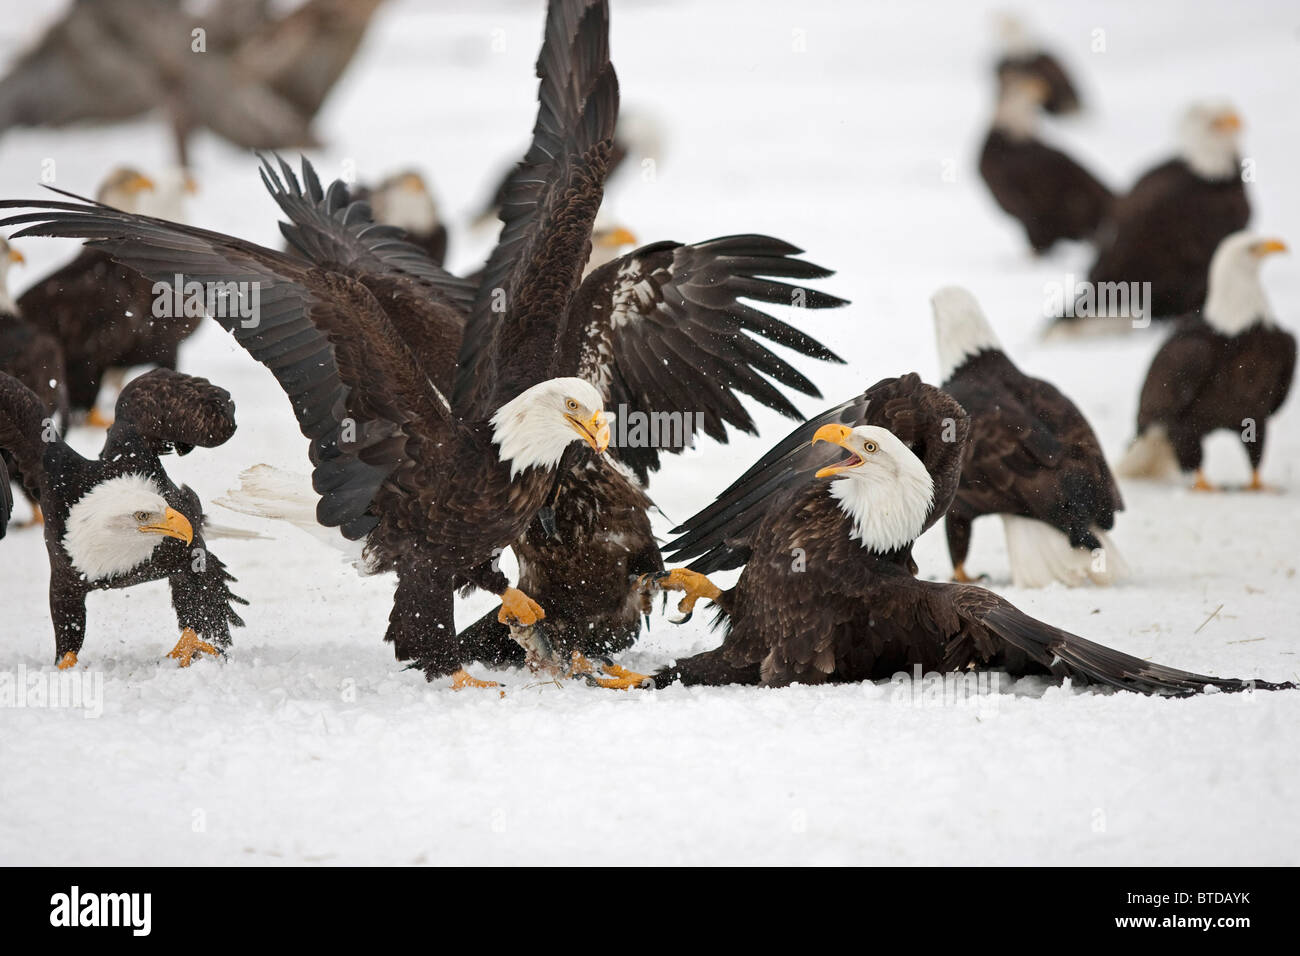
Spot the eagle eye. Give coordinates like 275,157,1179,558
863,441,878,453
133,510,151,523
565,398,579,411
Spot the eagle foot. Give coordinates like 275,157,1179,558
497,587,545,627
56,651,78,670
450,668,501,691
645,568,722,624
588,662,654,690
1191,471,1218,493
1245,471,1279,494
951,564,987,584
17,504,43,528
166,627,220,667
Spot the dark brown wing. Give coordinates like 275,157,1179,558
560,234,848,482
665,373,970,573
0,370,53,500
105,368,237,459
1,194,455,540
453,0,618,418
1136,319,1223,431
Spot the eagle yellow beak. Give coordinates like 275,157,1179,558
1255,238,1288,256
139,507,193,545
401,172,427,193
183,174,199,195
597,226,638,248
1213,111,1242,132
568,410,611,453
7,247,23,264
812,423,861,478
129,173,156,194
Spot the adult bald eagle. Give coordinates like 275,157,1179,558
648,378,1290,694
3,0,635,689
1119,232,1294,491
979,71,1111,254
993,14,1081,116
932,287,1125,587
0,368,246,668
1078,102,1250,324
0,237,67,526
16,168,196,424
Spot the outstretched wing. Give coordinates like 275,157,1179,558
932,580,1288,695
666,373,970,573
453,0,619,418
105,368,237,458
560,234,848,482
1,194,454,540
0,370,55,501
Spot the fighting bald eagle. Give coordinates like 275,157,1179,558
1078,102,1250,325
649,376,1290,694
1119,232,1294,491
0,236,67,527
0,368,246,669
932,287,1125,587
2,0,633,689
16,167,198,424
979,70,1111,254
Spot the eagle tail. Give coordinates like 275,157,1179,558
1116,425,1180,479
1002,516,1127,588
214,464,369,570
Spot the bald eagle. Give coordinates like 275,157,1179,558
993,13,1082,116
979,70,1111,254
1119,232,1294,491
0,368,246,669
1079,102,1250,324
648,376,1291,694
16,168,196,424
932,286,1125,587
1,0,649,689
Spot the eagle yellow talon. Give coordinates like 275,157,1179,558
18,504,43,528
653,568,722,620
1191,470,1217,492
952,563,977,583
497,586,545,627
593,663,653,690
56,651,78,670
166,627,219,667
1246,471,1276,493
450,668,499,691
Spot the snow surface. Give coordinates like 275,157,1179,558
1,0,1299,865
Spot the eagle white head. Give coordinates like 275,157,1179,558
0,236,23,314
371,170,439,235
811,423,935,554
993,70,1048,139
95,167,156,214
1203,231,1287,336
931,285,1003,382
491,377,610,477
1178,102,1242,180
63,473,194,581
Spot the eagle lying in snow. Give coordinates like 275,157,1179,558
932,286,1125,588
1120,232,1294,491
0,368,246,669
647,374,1292,695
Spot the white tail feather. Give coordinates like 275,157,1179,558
1002,516,1129,588
214,464,370,571
1116,425,1180,479
198,521,273,541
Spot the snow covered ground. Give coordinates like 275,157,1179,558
1,0,1299,865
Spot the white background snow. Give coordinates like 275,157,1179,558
1,0,1298,865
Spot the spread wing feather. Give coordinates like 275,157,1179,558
105,368,237,459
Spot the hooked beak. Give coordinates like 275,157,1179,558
402,172,427,193
812,423,862,478
129,173,156,194
1212,111,1242,132
7,247,23,265
1254,238,1288,257
596,226,638,248
138,506,193,545
568,410,611,453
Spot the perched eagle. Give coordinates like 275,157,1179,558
1077,102,1250,325
0,237,67,526
650,377,1290,694
993,13,1081,116
16,167,198,424
2,0,640,689
0,368,246,669
1119,232,1294,491
979,70,1111,255
932,287,1125,587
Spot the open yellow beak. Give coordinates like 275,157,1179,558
1255,238,1288,256
139,506,193,545
7,248,23,264
569,410,611,453
812,423,861,478
1213,112,1242,132
597,226,638,248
